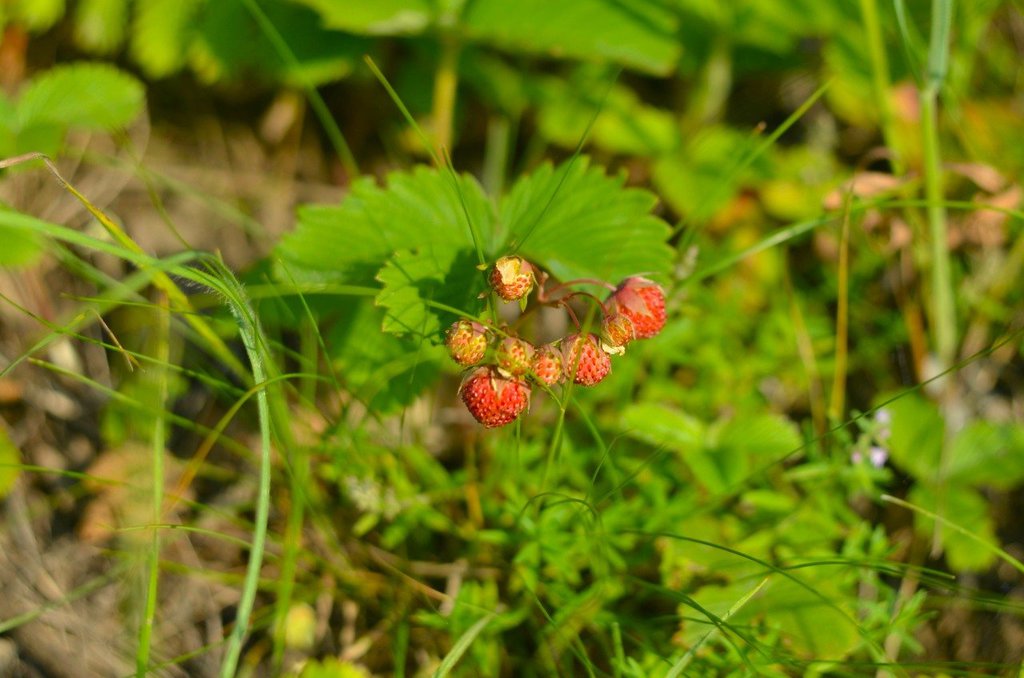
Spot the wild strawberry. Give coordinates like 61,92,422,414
600,312,636,354
489,256,535,302
444,320,488,366
607,277,666,339
561,333,611,386
495,336,535,377
531,343,564,386
459,367,531,428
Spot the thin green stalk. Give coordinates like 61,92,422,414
0,153,250,381
920,0,956,370
136,295,171,675
482,115,511,197
666,578,769,677
882,494,1024,576
239,0,358,176
432,34,461,161
859,0,903,172
920,0,956,560
829,198,853,423
218,274,274,678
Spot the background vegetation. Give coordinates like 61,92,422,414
1,0,1023,675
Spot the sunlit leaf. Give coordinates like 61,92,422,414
15,63,145,132
502,158,673,283
376,247,486,340
885,393,944,482
193,0,366,86
947,421,1024,489
290,0,433,35
131,0,203,77
73,0,129,54
0,207,46,268
534,71,680,156
326,299,445,413
8,0,65,31
908,484,998,573
462,0,680,75
276,167,493,282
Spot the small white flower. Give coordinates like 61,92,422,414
868,446,888,468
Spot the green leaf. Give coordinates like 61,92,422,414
192,0,367,86
652,125,770,224
0,423,21,498
16,63,145,132
73,0,129,54
710,413,802,488
375,247,485,340
9,0,65,31
946,422,1024,489
715,413,802,459
0,207,46,268
462,0,680,75
621,403,730,492
276,166,493,282
290,0,434,35
534,70,681,156
327,299,444,413
130,0,202,78
688,571,860,659
502,158,673,283
299,657,373,678
884,393,944,482
621,403,703,453
908,484,998,572
433,612,497,677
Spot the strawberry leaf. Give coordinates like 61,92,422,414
376,247,485,340
273,158,671,414
462,0,680,76
289,0,433,35
326,299,445,413
275,166,494,282
501,158,673,284
16,62,145,132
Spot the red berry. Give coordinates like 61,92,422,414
495,336,535,377
489,256,535,302
600,312,636,352
444,320,488,366
561,333,611,386
531,343,564,386
459,367,531,428
608,277,666,339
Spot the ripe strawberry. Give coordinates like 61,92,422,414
444,320,488,366
607,277,666,339
489,256,535,302
495,336,535,377
600,312,636,353
561,333,611,386
531,343,564,386
459,367,531,428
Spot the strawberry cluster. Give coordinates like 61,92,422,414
445,255,666,428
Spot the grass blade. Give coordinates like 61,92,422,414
432,613,497,677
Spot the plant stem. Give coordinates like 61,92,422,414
859,0,903,173
920,0,956,561
921,0,956,372
433,34,461,162
136,294,170,676
829,199,852,423
219,279,274,678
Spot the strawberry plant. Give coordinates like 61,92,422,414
1,0,1024,676
274,157,673,415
